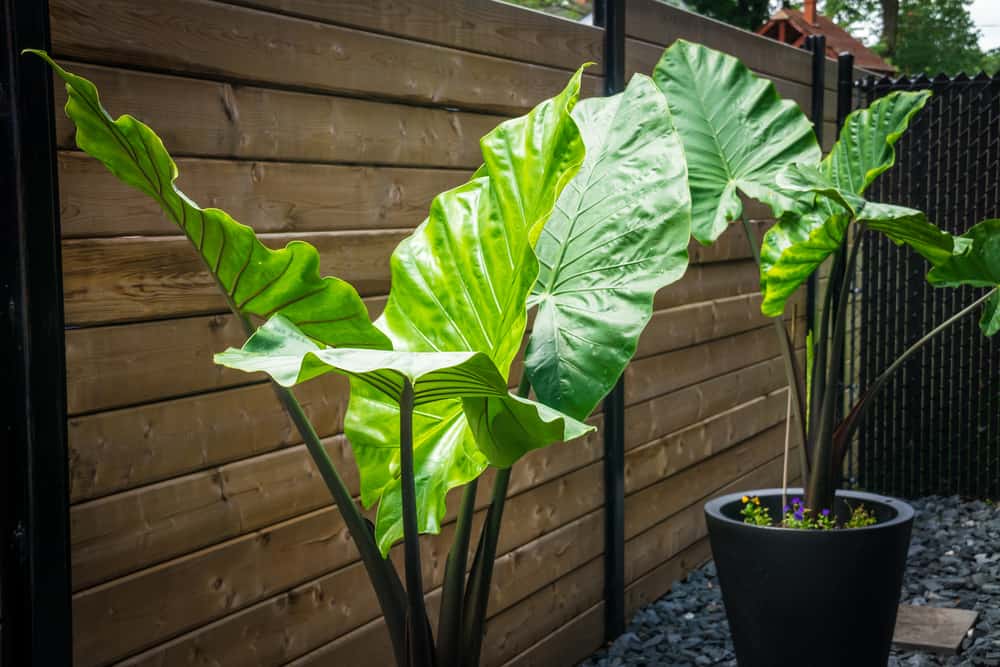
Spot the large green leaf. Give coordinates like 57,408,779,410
344,69,588,553
216,316,592,499
759,90,933,316
526,74,691,420
928,219,1000,335
652,39,821,244
31,50,388,350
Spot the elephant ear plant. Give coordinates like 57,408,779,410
33,50,692,666
653,40,1000,519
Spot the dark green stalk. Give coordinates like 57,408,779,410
461,466,511,666
806,225,864,511
460,374,531,666
740,219,809,478
834,286,999,455
399,379,434,667
810,238,845,441
436,478,479,666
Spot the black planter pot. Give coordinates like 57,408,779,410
704,488,914,667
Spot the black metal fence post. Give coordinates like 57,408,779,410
804,35,827,337
834,52,855,483
0,0,73,664
594,0,626,643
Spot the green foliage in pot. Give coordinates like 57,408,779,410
650,40,1000,518
32,51,692,666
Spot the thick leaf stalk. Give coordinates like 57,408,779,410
399,380,434,667
436,479,478,667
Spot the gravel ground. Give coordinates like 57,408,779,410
580,496,1000,666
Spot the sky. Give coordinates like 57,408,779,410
971,0,1000,51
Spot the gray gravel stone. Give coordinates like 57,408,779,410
579,495,1000,666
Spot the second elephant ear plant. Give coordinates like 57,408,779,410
650,40,1000,666
32,51,692,666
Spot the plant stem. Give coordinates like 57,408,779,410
835,286,999,453
740,219,809,478
806,225,863,511
460,374,531,666
399,379,434,667
437,478,478,666
198,239,409,664
810,240,843,440
461,466,511,667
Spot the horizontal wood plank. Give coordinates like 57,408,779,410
634,291,803,360
50,0,602,115
62,220,768,327
59,152,469,238
625,320,804,407
53,63,503,168
62,230,405,325
230,0,603,71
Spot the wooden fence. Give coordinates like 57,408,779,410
54,1,840,665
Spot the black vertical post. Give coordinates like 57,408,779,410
1,0,73,665
594,0,626,643
804,35,826,337
833,52,855,484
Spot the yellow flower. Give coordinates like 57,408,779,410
741,495,750,504
752,497,761,505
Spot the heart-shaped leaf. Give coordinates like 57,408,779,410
652,39,821,244
927,219,1000,336
344,68,589,553
30,50,388,350
759,90,933,316
526,73,691,420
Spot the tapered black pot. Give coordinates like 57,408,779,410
704,488,913,667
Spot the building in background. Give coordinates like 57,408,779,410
757,0,896,75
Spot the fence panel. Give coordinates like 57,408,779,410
857,74,1000,499
52,1,831,665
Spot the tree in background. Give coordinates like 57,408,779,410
680,0,779,31
893,0,983,74
827,0,984,75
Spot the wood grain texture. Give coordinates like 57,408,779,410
59,152,469,238
53,63,504,168
625,320,804,407
62,231,405,325
634,291,803,360
50,0,602,115
231,0,603,71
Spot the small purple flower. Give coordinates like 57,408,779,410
820,508,831,517
783,505,791,513
792,497,803,506
793,509,804,521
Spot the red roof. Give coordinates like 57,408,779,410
757,8,895,74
